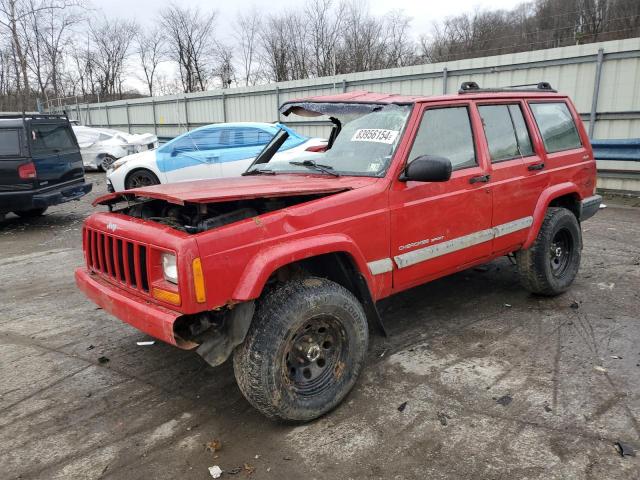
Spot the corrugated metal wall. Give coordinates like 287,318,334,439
55,37,640,141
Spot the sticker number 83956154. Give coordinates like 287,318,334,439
351,129,399,144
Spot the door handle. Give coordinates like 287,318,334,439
527,162,545,171
469,174,490,184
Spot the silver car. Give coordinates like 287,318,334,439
73,126,158,171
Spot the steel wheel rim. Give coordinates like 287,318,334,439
549,228,573,277
283,315,347,397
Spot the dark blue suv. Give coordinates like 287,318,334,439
0,114,92,220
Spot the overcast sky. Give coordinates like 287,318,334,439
94,0,524,91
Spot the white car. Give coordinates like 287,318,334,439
106,122,326,192
73,126,158,171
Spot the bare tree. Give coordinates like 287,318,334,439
234,8,261,86
89,17,137,99
135,26,165,96
160,4,217,93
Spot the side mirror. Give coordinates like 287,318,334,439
400,155,452,182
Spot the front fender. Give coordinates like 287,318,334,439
232,233,373,301
523,182,581,249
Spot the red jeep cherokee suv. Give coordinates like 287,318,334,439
76,82,601,421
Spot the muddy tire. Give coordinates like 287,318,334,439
14,207,47,218
124,169,159,190
516,207,582,296
233,277,369,422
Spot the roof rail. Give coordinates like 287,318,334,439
458,81,557,94
0,113,69,120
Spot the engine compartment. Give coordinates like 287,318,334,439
114,193,331,233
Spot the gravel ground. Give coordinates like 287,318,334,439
1,172,639,479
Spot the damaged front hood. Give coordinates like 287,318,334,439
94,174,379,206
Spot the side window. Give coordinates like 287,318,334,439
408,106,476,170
171,129,221,152
0,129,21,156
478,104,533,162
529,102,582,153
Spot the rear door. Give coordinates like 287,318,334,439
219,127,273,177
475,101,545,253
28,120,84,189
0,126,32,194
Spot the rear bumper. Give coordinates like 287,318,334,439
580,195,602,222
75,267,185,348
0,181,92,213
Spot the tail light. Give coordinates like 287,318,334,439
305,145,327,153
18,162,37,179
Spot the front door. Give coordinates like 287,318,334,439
161,128,222,183
389,103,493,292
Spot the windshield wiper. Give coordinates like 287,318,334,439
242,168,276,176
289,159,340,177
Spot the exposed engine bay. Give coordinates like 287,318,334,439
111,193,332,233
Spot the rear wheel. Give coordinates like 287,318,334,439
124,169,159,190
516,207,582,296
233,277,369,422
100,155,117,172
14,207,47,218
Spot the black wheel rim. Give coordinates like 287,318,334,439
549,228,573,277
283,315,347,397
128,173,155,189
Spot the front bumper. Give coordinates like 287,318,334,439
75,268,188,348
0,181,92,213
580,195,602,222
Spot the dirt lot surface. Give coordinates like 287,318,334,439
1,172,640,479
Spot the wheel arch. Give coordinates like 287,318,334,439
232,235,386,335
523,182,582,250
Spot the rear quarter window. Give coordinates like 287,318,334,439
31,123,77,152
529,102,582,153
0,129,21,156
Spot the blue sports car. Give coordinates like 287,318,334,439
106,122,326,191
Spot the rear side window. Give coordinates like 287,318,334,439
231,128,273,147
408,106,476,170
478,104,533,162
0,129,21,156
529,102,582,153
31,123,77,152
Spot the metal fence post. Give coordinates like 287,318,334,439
183,96,189,131
442,67,448,94
275,86,280,122
222,91,227,122
342,79,347,93
87,105,92,126
125,102,131,133
589,48,605,139
151,98,158,135
105,104,110,128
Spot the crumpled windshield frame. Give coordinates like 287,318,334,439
260,103,413,178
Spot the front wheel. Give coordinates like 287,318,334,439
516,207,582,296
124,169,160,190
233,278,369,422
100,155,117,172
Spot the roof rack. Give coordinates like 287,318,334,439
0,112,68,119
458,81,557,94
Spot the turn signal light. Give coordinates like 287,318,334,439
152,287,181,306
192,257,206,303
18,162,37,179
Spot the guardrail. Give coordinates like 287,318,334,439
592,139,640,194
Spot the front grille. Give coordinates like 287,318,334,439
85,228,150,293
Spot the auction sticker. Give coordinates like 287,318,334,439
351,129,399,144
